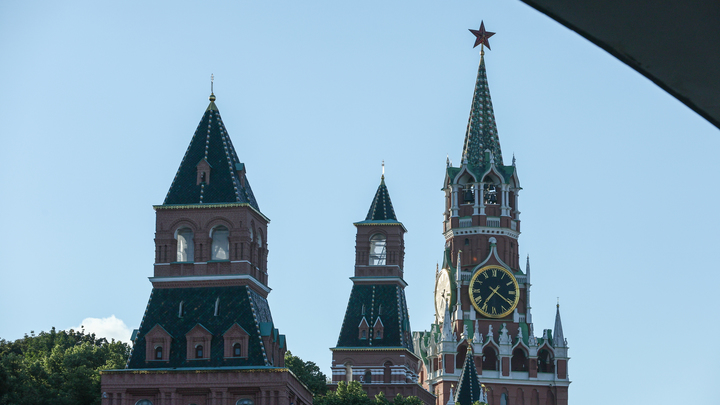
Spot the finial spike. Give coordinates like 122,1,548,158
557,297,560,308
382,160,385,177
209,74,216,102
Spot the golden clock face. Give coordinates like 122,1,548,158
468,265,519,318
435,269,452,319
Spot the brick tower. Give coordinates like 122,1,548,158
100,91,312,405
412,23,570,405
331,174,435,405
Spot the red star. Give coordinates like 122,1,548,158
469,21,495,50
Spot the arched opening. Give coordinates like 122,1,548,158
176,228,194,262
546,390,556,405
236,399,254,405
383,361,392,383
135,400,153,405
483,178,498,205
462,183,475,204
482,346,498,371
211,225,230,260
195,344,204,359
345,362,353,382
538,348,555,373
363,369,372,383
369,234,387,265
511,347,528,371
154,345,163,360
456,342,468,369
500,393,509,405
233,343,242,357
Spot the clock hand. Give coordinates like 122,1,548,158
483,287,499,305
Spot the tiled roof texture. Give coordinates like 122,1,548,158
127,286,274,369
365,177,397,221
163,97,260,210
462,56,504,171
336,284,414,351
455,346,482,405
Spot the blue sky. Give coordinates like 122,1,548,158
1,1,718,404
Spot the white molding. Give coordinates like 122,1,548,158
443,226,520,241
148,274,271,293
349,276,408,287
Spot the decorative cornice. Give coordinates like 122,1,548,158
101,366,290,375
154,203,270,223
149,274,271,294
349,276,408,287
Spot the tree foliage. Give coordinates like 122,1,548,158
313,381,425,405
284,350,328,396
0,327,130,405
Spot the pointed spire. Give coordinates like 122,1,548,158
553,301,566,347
461,48,503,170
364,173,398,221
454,346,482,405
163,91,259,210
526,254,532,324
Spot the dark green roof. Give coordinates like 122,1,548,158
163,97,260,210
462,56,503,171
365,177,397,221
336,284,413,351
127,286,277,369
455,346,482,405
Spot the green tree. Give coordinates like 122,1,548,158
283,351,328,396
0,327,130,405
314,381,371,405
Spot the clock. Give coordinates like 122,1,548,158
434,268,452,319
468,265,519,318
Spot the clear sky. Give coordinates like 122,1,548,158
1,1,718,404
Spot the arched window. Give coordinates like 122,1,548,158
500,393,509,405
135,400,153,405
211,226,230,260
233,343,242,357
369,234,386,265
482,346,498,371
195,345,204,359
483,182,498,204
363,369,372,383
538,349,555,373
511,348,528,371
383,361,392,383
176,228,194,262
154,345,163,360
236,400,254,405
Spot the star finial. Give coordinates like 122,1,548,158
469,21,495,51
381,160,385,179
209,73,216,102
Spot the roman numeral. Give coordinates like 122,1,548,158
506,281,513,286
492,269,497,277
491,307,497,315
501,305,507,312
508,291,516,295
473,289,483,294
481,303,488,312
483,272,489,279
474,295,483,304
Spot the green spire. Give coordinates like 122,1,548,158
365,175,397,221
462,56,503,170
163,94,260,210
455,345,484,405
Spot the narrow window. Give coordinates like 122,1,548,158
483,183,498,204
363,370,372,383
375,330,382,339
195,345,204,359
176,228,194,262
369,234,386,265
214,297,220,317
500,393,509,405
154,346,163,360
178,301,184,318
233,343,242,357
361,330,366,339
211,226,230,260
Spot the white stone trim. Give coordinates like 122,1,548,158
149,274,271,293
